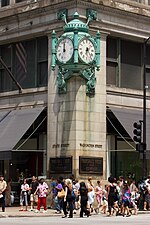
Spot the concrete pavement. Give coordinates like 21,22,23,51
0,206,150,218
0,206,60,218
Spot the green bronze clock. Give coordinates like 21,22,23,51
78,38,96,64
51,9,100,96
56,37,73,63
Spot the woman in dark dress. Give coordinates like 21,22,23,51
107,176,118,216
79,181,90,217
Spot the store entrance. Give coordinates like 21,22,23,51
9,151,44,182
110,147,142,181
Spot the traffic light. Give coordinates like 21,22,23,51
135,143,146,152
133,121,144,152
133,122,142,143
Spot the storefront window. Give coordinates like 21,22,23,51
111,149,142,181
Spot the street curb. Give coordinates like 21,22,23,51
0,209,150,218
0,213,62,218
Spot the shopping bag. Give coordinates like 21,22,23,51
57,189,65,198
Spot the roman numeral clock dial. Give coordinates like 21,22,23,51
78,38,96,64
56,38,73,63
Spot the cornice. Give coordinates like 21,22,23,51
1,0,150,43
106,86,150,100
1,0,150,22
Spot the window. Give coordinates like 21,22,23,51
106,37,118,86
1,0,10,7
0,36,48,92
37,37,48,87
0,45,12,91
15,0,26,3
146,45,150,65
106,37,144,90
129,0,143,3
120,40,142,89
129,0,150,4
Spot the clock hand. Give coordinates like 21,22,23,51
63,42,66,53
86,47,89,54
85,47,91,61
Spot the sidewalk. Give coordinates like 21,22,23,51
0,206,150,218
0,206,60,218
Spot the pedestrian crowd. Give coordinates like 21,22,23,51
0,173,150,218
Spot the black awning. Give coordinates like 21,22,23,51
0,106,45,160
109,106,150,151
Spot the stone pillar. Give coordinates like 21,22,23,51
47,31,107,180
10,0,16,5
107,135,116,178
39,133,47,176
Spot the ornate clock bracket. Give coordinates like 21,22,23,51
52,10,100,97
57,67,73,94
80,67,96,96
57,66,96,95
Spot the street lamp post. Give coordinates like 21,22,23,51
143,37,150,178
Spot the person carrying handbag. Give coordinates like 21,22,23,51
55,178,63,214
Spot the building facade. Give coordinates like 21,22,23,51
0,0,150,182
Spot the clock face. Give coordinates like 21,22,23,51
78,38,95,63
56,38,73,63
